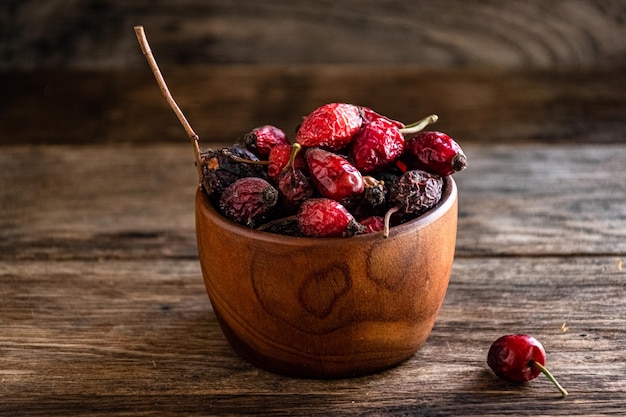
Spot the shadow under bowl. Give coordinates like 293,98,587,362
195,176,458,378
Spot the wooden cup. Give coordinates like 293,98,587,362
195,177,458,378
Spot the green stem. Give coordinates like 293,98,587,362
531,360,569,397
282,143,302,173
399,114,438,135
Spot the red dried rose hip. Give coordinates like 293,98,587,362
296,103,362,150
487,334,568,397
359,106,405,128
243,125,289,158
404,131,467,176
350,117,405,173
305,147,364,205
359,216,385,234
267,143,307,181
488,334,545,382
297,198,364,237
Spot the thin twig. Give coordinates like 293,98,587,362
134,25,204,183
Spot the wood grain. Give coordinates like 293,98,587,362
1,144,624,260
1,256,624,416
2,0,625,69
1,67,625,146
0,62,626,416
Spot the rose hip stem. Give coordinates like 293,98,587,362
399,114,439,135
283,143,302,172
382,206,400,238
531,360,569,397
134,25,204,183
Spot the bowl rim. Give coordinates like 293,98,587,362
196,176,457,246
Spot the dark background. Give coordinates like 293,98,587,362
3,0,626,69
1,0,625,145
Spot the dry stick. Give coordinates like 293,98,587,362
134,25,204,183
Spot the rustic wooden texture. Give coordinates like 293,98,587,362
2,0,626,69
1,144,625,260
1,143,625,416
1,66,625,146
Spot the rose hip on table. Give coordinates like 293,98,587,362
487,334,568,397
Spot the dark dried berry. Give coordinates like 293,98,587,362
200,146,268,197
277,168,313,212
350,176,387,219
350,117,405,173
297,198,364,238
243,125,289,158
363,176,386,208
218,177,278,227
383,170,443,237
256,215,302,236
404,131,467,176
296,103,362,150
306,147,364,206
275,143,313,211
389,170,443,215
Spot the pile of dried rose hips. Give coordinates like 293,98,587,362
200,102,467,238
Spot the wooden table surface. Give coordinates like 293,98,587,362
1,67,625,416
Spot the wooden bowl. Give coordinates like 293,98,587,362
195,177,458,378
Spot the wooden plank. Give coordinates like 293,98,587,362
1,256,624,415
1,144,625,260
454,143,626,256
0,67,625,146
3,1,626,69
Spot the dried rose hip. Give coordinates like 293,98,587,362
350,117,405,173
359,106,405,128
404,131,467,176
256,215,302,237
200,146,268,197
359,216,385,234
267,143,308,181
351,176,387,219
297,198,364,238
306,147,364,206
218,177,278,227
276,144,313,212
488,334,568,397
296,103,362,150
383,170,443,237
243,125,289,158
